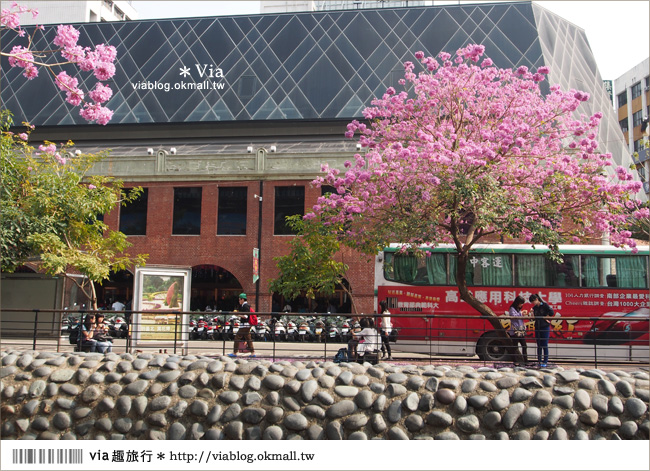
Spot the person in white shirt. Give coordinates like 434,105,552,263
112,299,125,311
379,300,393,360
354,318,380,358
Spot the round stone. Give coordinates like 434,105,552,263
598,379,616,396
284,413,308,431
301,380,318,402
334,385,359,398
304,405,326,419
502,403,526,430
371,414,387,433
387,400,402,423
521,407,542,428
615,380,634,398
426,411,453,428
435,431,459,440
579,409,599,426
190,400,209,417
124,380,148,395
344,414,368,430
552,395,574,409
388,426,410,440
403,392,419,412
404,414,424,432
625,398,647,419
114,418,132,434
532,390,552,407
491,390,510,411
467,395,489,409
496,376,519,389
31,417,50,431
263,375,285,390
462,379,478,393
81,386,101,403
241,407,266,424
543,407,562,428
483,411,502,430
599,416,621,429
266,407,284,424
551,427,568,440
52,412,71,430
619,421,638,439
263,425,283,440
316,391,334,406
435,388,455,405
574,389,591,410
457,415,480,433
511,388,533,403
179,385,197,399
157,370,181,383
386,373,408,384
218,391,239,404
50,369,75,383
28,380,47,398
355,390,374,410
327,400,357,419
609,396,624,415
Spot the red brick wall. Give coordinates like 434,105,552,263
106,180,377,314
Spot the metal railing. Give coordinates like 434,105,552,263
1,309,648,367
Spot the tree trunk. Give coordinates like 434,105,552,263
455,250,507,333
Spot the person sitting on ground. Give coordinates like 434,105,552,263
353,317,380,360
80,314,97,352
93,312,113,354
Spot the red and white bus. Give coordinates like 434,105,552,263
375,244,649,362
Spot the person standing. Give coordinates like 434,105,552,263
529,293,554,367
378,300,393,360
230,293,255,358
507,296,527,365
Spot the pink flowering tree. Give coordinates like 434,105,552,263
1,2,116,124
310,44,646,331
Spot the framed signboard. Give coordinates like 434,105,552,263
131,266,191,354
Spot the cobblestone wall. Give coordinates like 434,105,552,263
1,351,648,440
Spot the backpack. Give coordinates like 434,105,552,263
333,347,349,363
248,308,258,326
68,325,80,345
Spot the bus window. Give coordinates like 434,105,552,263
515,255,579,287
615,256,648,288
450,254,512,286
581,256,647,288
384,252,447,285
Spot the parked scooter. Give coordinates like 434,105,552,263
273,319,287,342
286,319,298,342
298,318,314,342
313,319,326,342
328,318,341,343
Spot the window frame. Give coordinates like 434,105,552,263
217,186,248,236
172,187,202,235
119,188,148,236
274,185,305,235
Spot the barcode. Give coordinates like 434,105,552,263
12,449,83,465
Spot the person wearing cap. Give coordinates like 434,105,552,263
230,293,255,357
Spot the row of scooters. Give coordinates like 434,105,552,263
189,315,358,343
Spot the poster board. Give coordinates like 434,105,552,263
130,266,191,354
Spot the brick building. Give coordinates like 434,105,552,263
1,1,639,317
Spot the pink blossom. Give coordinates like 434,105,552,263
38,143,57,154
88,83,113,103
18,133,28,140
415,51,425,60
53,24,80,48
88,184,97,190
537,66,550,74
93,62,116,81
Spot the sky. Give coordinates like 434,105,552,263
131,0,649,81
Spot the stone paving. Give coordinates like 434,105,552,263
1,350,648,440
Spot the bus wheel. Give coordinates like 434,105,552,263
476,332,509,362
